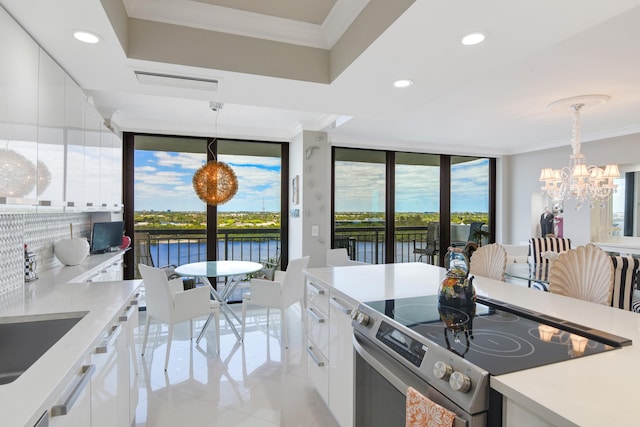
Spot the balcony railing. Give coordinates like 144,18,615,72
136,225,463,268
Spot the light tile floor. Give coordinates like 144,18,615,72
134,304,340,427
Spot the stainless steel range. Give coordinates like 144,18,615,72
351,294,631,427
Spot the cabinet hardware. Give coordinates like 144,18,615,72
330,297,353,315
306,346,325,367
50,364,95,417
306,307,326,323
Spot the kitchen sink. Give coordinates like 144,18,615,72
0,311,88,385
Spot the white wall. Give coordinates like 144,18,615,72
506,133,640,247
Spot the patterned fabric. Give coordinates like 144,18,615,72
632,298,640,314
406,386,456,427
529,237,572,265
610,256,640,311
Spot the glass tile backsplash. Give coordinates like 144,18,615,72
0,213,91,297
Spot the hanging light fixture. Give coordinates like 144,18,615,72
0,146,37,197
539,94,620,209
192,103,239,206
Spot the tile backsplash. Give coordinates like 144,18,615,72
0,213,91,297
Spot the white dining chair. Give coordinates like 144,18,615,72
469,243,507,281
326,248,367,266
241,256,310,348
548,244,613,305
139,264,220,370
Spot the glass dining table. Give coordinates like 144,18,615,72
504,262,551,291
175,260,263,340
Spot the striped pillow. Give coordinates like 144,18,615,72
610,256,640,311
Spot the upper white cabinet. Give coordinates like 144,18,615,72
64,76,86,210
0,6,122,213
37,50,66,210
0,5,39,210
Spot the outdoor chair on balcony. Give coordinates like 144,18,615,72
452,222,485,247
134,232,180,280
413,222,440,264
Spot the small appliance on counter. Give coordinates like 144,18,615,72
24,244,37,281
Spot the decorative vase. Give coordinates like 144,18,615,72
438,247,476,307
120,235,131,250
54,238,90,266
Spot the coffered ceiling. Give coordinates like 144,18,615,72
3,0,640,156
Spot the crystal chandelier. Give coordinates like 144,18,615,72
539,95,619,209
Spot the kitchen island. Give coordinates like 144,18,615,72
303,262,640,427
0,251,141,427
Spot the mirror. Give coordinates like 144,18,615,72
609,165,639,237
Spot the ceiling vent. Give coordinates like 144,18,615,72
134,71,218,91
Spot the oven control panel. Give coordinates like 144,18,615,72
375,321,426,367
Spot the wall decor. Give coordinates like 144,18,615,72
292,174,300,205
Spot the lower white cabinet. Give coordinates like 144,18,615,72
90,324,123,427
328,293,356,427
306,279,330,404
87,257,124,282
119,295,140,425
48,358,93,427
305,279,356,427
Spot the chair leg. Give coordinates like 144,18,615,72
266,307,270,327
164,323,174,371
241,298,247,341
141,315,151,356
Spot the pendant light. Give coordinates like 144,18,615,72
192,103,238,206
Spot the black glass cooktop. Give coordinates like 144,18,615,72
365,295,631,375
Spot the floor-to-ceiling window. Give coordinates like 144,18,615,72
333,148,386,264
123,134,288,302
395,152,440,263
450,156,491,247
332,147,495,265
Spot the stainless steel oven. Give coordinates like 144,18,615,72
353,331,485,427
351,294,630,427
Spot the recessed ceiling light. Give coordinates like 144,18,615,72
73,30,101,44
461,32,485,46
393,79,414,88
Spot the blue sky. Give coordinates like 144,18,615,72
135,151,489,212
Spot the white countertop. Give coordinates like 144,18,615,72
0,251,141,427
304,262,640,427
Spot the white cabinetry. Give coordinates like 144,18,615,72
0,7,122,213
306,279,330,404
64,76,86,210
305,278,357,427
328,293,355,427
119,294,140,426
85,256,124,282
37,49,66,210
90,324,122,427
48,357,94,427
0,5,39,209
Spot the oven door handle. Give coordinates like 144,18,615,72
352,333,469,427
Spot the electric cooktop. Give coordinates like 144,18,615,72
364,295,632,375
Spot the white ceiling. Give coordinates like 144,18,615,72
2,0,640,156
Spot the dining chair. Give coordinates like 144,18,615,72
610,255,640,311
139,264,220,370
548,244,613,305
529,237,572,265
326,248,367,266
241,256,310,348
469,243,507,281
